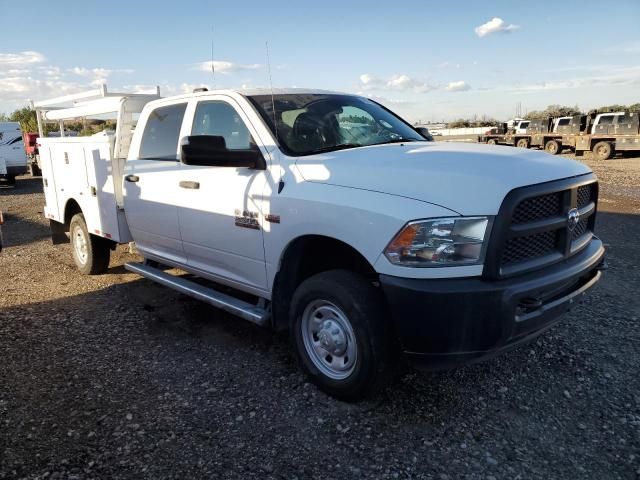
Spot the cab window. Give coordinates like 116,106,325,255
598,115,614,125
192,101,254,150
139,103,187,160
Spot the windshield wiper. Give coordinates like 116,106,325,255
371,138,421,146
304,143,362,155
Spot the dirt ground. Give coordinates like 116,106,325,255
0,151,639,479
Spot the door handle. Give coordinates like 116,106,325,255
125,174,139,183
179,180,200,189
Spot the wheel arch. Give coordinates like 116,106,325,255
271,234,378,331
63,198,83,231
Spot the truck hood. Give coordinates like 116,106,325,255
293,141,592,215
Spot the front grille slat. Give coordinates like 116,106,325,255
502,230,558,265
571,217,589,240
576,184,593,209
495,179,598,277
512,192,562,224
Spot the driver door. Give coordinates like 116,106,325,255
176,97,270,292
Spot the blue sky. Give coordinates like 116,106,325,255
1,0,639,122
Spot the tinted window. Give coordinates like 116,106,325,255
558,118,571,126
615,115,627,124
598,115,614,125
139,103,187,160
192,101,253,150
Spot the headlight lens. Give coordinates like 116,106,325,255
384,217,490,267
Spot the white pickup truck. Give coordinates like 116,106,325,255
0,122,28,185
37,87,605,399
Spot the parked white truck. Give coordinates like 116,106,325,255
36,86,605,399
0,122,28,185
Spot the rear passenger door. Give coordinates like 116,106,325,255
123,101,188,265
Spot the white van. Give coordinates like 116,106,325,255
0,122,28,185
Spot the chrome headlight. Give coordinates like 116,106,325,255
384,217,491,267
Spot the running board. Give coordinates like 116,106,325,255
125,262,268,326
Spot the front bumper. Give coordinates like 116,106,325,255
380,237,605,370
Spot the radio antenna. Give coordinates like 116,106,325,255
265,41,278,143
210,25,215,88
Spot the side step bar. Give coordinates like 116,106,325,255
125,262,269,326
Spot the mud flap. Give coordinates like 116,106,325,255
50,219,69,245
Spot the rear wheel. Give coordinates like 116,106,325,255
290,270,395,401
516,138,529,148
544,139,562,155
592,141,614,160
70,213,111,275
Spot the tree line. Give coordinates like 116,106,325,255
525,103,640,120
445,102,640,128
0,107,116,136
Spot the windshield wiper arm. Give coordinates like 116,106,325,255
305,143,362,155
372,138,421,146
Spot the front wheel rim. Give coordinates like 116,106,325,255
72,225,88,264
301,300,358,380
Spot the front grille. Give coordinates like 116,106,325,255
572,217,589,240
512,193,562,224
577,184,594,209
502,230,557,265
486,176,598,278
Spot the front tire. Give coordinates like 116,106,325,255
290,270,395,401
486,138,497,145
69,213,111,275
516,138,529,148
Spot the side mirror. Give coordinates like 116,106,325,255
414,127,433,141
180,135,265,169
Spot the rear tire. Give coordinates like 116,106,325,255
290,270,395,401
592,141,614,160
516,138,529,148
69,213,110,275
544,139,562,155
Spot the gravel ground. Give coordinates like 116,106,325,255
0,153,639,479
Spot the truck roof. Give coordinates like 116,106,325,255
143,87,349,108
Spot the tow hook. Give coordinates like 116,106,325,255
518,296,543,312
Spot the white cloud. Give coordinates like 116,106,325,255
475,17,520,38
438,61,461,69
197,60,262,74
70,67,112,78
0,76,86,104
0,51,45,68
445,80,471,92
0,56,135,111
359,73,435,93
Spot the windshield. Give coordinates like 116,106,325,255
247,93,424,156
